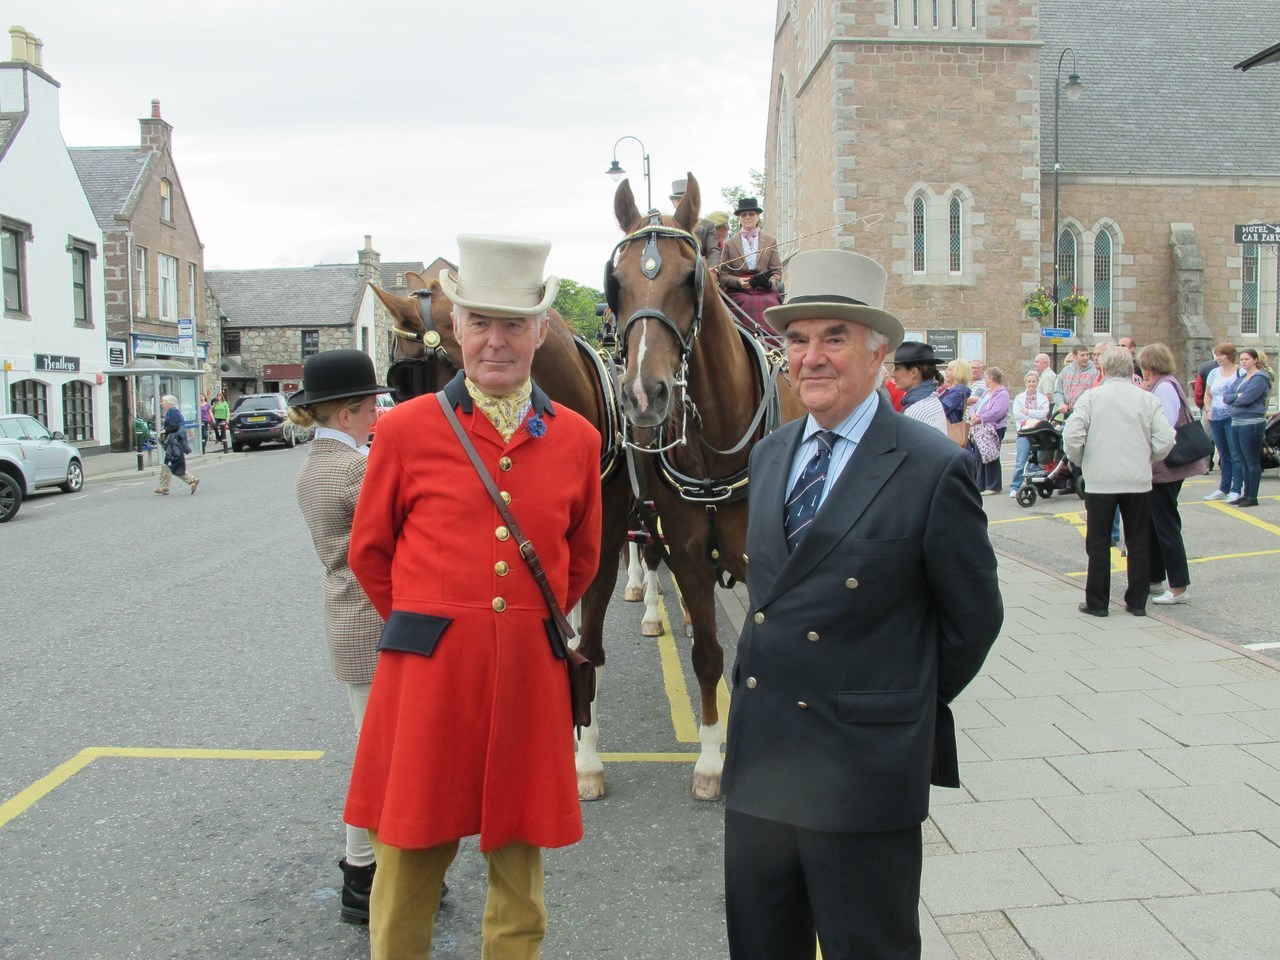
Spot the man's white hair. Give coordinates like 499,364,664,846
864,328,889,353
161,394,178,405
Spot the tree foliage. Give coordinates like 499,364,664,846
552,278,607,339
720,169,767,234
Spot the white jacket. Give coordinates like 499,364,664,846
1062,378,1176,494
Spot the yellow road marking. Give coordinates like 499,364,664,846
0,747,323,831
1204,499,1280,534
1066,546,1280,578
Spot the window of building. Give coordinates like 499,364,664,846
971,0,978,27
69,238,96,326
892,0,900,28
302,329,320,359
223,329,241,354
62,381,94,442
159,254,179,321
10,379,48,425
1056,229,1077,301
2,218,32,316
187,263,198,319
932,0,939,28
1092,230,1113,335
951,0,959,28
135,246,148,318
160,179,173,222
361,327,370,353
912,196,926,274
949,197,963,274
912,0,920,28
1242,242,1259,336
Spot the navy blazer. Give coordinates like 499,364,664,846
722,396,1003,834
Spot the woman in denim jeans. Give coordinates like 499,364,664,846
1203,342,1242,503
1224,348,1274,508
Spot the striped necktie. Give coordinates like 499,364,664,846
784,430,840,551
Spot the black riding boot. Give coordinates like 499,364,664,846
339,859,376,925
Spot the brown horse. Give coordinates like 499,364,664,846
608,173,806,799
373,272,639,800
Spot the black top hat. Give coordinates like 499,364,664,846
288,349,386,406
734,196,763,215
892,341,942,366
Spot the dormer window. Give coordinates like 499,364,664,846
160,179,173,222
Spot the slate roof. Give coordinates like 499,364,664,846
0,113,24,162
68,147,152,229
206,265,367,329
1042,0,1280,176
380,261,427,292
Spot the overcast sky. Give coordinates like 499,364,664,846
10,0,777,288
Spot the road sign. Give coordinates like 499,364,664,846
1040,327,1073,338
1235,223,1280,245
177,317,194,356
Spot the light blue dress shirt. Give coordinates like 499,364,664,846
785,390,880,513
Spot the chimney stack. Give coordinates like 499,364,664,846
151,98,161,118
8,26,41,67
139,99,172,153
358,236,382,286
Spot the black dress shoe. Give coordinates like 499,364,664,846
339,859,376,925
1077,602,1108,617
1126,606,1147,617
1235,497,1259,507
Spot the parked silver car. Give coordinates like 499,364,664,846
0,414,85,522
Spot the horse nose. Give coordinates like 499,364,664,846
620,373,670,427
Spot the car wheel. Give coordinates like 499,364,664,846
283,428,296,449
60,459,84,493
0,473,22,523
232,441,245,452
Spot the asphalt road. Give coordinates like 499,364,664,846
0,445,737,960
984,450,1280,659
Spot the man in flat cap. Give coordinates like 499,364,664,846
345,234,603,959
721,249,1003,960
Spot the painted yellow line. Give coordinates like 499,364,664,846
665,579,732,735
0,747,324,831
599,752,701,762
988,514,1047,525
1204,500,1280,535
656,598,701,744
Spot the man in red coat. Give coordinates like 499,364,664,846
346,234,603,959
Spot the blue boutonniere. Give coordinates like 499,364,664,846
526,415,547,438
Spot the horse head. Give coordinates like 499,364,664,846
372,272,463,402
609,172,709,429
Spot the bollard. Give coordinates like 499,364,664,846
137,452,144,472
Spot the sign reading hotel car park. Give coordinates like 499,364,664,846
1235,223,1280,245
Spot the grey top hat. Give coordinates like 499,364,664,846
670,178,689,198
763,250,905,350
439,234,560,317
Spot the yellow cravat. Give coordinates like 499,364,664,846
464,378,532,443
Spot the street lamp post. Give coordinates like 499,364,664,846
605,135,652,213
1051,48,1084,338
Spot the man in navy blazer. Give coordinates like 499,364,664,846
721,249,1003,960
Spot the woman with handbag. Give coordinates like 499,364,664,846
1224,347,1275,508
968,368,1010,494
1138,344,1208,605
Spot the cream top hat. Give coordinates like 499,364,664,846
764,249,904,350
439,234,560,317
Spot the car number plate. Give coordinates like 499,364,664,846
247,416,268,423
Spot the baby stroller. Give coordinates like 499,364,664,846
1262,412,1280,475
1015,417,1078,507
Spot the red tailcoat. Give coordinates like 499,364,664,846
344,377,602,851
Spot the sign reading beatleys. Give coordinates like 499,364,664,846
34,354,80,373
1235,223,1280,245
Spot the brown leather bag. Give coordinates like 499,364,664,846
437,392,596,733
947,419,970,447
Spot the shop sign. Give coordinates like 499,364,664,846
34,353,80,373
926,329,958,362
107,340,128,366
1235,223,1280,244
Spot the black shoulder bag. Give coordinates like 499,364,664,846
436,392,596,734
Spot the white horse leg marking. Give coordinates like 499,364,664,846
640,564,663,637
630,319,649,412
624,542,645,602
574,666,606,801
692,720,725,801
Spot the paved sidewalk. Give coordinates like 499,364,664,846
716,552,1280,960
81,445,245,484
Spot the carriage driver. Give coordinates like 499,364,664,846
345,234,603,959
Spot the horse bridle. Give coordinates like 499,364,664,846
386,287,459,402
605,214,705,368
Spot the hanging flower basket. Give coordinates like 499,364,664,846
1059,289,1089,318
1023,286,1053,319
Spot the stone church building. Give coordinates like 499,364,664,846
765,0,1280,378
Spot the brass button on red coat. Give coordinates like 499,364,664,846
495,561,509,576
492,597,506,612
499,457,513,471
496,526,510,541
500,491,511,504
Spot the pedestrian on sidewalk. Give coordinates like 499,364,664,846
287,349,388,925
1223,347,1274,508
155,395,198,495
199,394,214,449
1203,343,1242,502
1010,370,1050,497
1063,346,1174,616
721,249,1003,960
211,393,230,443
1140,343,1207,606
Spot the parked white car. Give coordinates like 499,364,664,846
0,414,85,522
